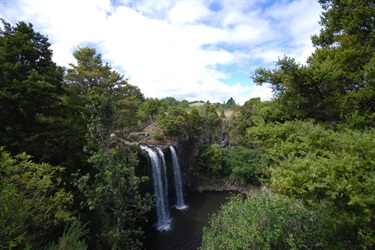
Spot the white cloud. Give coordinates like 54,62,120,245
263,0,322,63
168,1,210,26
0,0,322,104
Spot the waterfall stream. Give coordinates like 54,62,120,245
169,146,188,210
156,147,170,219
141,146,171,231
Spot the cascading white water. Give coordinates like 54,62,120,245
140,146,171,231
156,147,170,220
169,146,188,210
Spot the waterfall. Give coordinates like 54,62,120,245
156,147,170,220
140,146,171,231
169,146,188,210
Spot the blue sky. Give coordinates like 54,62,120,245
0,0,322,104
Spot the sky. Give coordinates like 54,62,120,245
0,0,323,104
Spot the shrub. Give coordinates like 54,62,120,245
0,148,73,249
200,193,323,250
246,120,375,248
154,131,164,141
45,220,88,250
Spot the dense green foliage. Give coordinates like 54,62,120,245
138,98,167,123
158,107,188,136
224,97,236,108
202,1,375,249
246,121,375,248
0,20,151,249
76,89,152,249
229,98,261,143
201,193,323,250
253,0,375,126
0,19,70,164
197,143,223,175
2,0,375,248
222,146,265,185
0,148,73,249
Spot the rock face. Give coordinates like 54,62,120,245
190,176,262,197
135,123,178,148
129,132,150,139
134,120,215,191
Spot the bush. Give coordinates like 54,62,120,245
246,120,375,249
154,131,164,141
0,148,73,249
45,220,88,250
200,193,323,250
222,146,267,185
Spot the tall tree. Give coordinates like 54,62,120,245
77,89,151,249
253,0,375,125
0,19,65,158
66,47,126,94
225,97,236,108
310,0,375,125
65,47,144,133
66,47,151,248
229,98,261,144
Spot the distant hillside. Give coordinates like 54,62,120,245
189,101,205,107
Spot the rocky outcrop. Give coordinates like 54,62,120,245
189,176,263,197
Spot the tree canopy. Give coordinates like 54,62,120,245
0,19,65,159
253,0,375,126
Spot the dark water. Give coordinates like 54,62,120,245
144,191,234,250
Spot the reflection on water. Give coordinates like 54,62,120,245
144,191,234,250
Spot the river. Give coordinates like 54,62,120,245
144,191,234,250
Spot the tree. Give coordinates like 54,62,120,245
201,102,221,142
138,98,167,123
0,19,66,159
224,97,236,108
253,57,330,121
160,96,180,107
65,47,124,94
0,148,73,249
229,98,261,144
45,220,89,250
253,0,375,125
64,46,152,248
158,107,188,136
114,83,144,132
180,99,190,109
311,0,375,127
76,86,151,249
198,144,223,175
66,47,144,134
